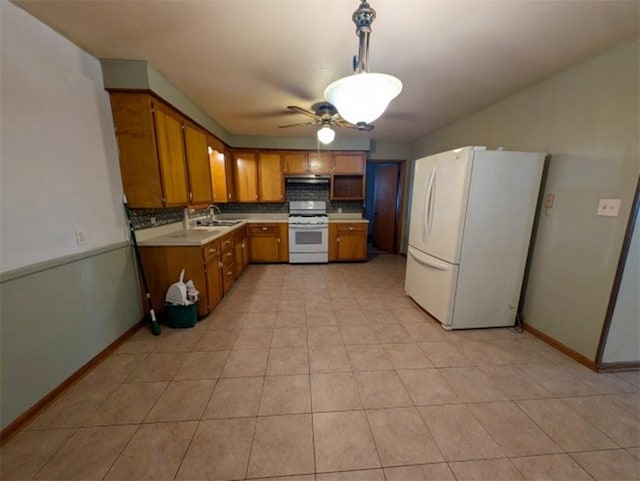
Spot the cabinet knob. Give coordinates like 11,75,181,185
189,192,193,201
277,238,280,243
262,227,267,231
337,237,340,242
349,227,354,231
227,271,233,276
209,247,216,253
228,193,231,199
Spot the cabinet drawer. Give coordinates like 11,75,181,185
220,235,234,252
249,224,280,236
222,264,236,292
203,241,220,261
336,223,367,234
222,250,235,266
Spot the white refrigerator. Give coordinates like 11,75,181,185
404,146,545,329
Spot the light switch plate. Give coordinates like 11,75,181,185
597,199,621,217
75,228,87,245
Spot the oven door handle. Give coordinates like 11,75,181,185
288,224,329,229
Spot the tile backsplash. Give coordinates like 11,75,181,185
129,207,184,230
129,183,362,230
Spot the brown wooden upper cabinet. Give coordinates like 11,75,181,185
333,153,365,174
233,151,259,202
282,152,307,174
110,92,186,207
258,152,284,202
183,121,213,204
309,153,332,173
331,152,366,200
109,91,220,208
208,135,234,203
232,150,284,202
283,152,331,174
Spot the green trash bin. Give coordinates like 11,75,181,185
165,302,198,329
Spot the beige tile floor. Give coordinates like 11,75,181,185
2,255,639,481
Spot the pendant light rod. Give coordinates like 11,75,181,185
352,0,376,73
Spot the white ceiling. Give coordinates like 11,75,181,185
15,0,639,143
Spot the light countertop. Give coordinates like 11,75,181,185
137,215,368,247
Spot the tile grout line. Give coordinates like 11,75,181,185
305,298,319,479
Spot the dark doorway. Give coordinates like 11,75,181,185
365,160,405,254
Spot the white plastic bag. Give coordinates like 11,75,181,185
185,279,199,302
165,269,188,305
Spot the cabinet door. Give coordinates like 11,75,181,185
184,122,213,204
283,152,308,173
233,151,259,202
250,237,281,262
205,255,223,311
333,153,365,174
249,225,281,262
278,223,289,262
209,136,233,203
336,224,368,260
259,153,284,202
337,231,367,260
234,228,249,276
153,103,189,205
328,224,338,261
109,93,164,207
308,153,331,174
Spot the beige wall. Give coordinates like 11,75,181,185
410,39,639,361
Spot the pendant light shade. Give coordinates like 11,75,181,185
324,0,402,127
324,73,402,125
317,125,336,144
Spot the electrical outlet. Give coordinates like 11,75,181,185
597,199,621,217
75,228,87,245
544,193,555,209
150,217,157,226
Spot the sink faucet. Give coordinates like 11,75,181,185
209,204,221,220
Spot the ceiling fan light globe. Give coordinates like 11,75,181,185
324,72,403,125
317,125,336,144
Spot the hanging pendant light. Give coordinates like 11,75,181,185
324,0,402,126
317,124,336,144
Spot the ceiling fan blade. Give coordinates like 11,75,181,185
335,119,375,131
279,121,317,129
287,105,319,120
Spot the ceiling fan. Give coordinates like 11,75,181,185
279,102,374,144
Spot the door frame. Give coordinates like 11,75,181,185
366,159,407,254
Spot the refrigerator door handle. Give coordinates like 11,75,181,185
409,247,451,271
422,167,436,242
426,168,437,241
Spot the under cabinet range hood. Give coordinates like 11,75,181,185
285,174,331,184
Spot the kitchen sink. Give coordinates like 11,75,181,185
194,219,242,227
168,229,225,238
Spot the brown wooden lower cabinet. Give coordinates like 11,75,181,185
248,223,289,262
329,223,368,261
204,252,223,312
139,241,221,318
234,226,250,276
